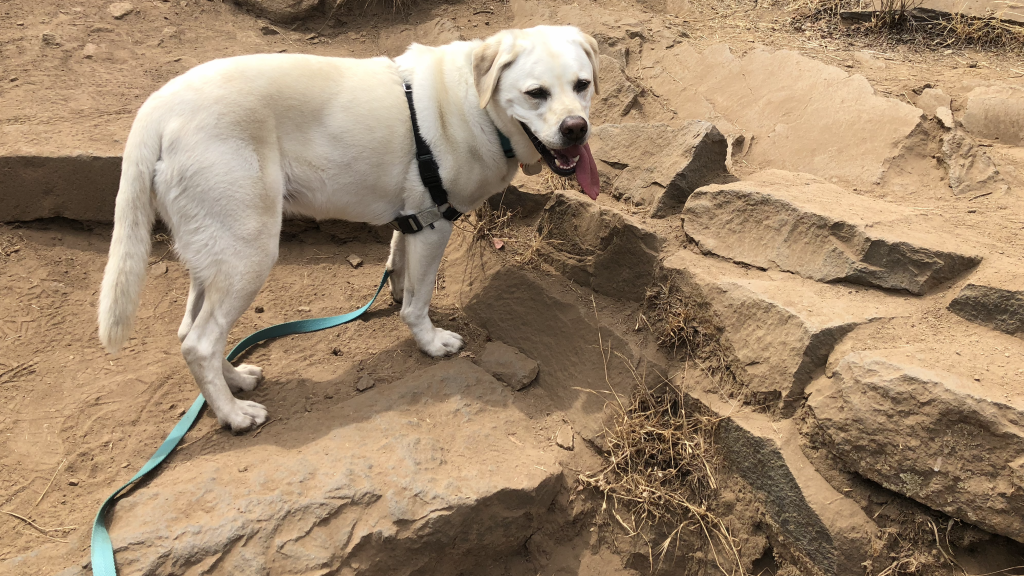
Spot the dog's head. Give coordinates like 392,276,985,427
473,26,601,199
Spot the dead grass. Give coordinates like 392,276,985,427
540,171,583,195
637,276,741,395
793,0,1024,51
580,358,744,574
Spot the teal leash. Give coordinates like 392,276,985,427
90,269,391,576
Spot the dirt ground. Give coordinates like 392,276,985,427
2,0,1024,573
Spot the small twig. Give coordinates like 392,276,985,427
251,418,280,438
34,458,66,508
2,510,77,538
969,191,993,200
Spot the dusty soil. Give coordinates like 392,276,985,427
2,0,1024,573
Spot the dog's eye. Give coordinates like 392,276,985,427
525,87,550,100
574,79,591,93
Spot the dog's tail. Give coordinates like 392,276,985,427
98,113,161,354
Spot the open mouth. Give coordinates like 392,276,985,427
519,122,601,200
520,122,578,177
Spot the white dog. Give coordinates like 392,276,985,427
98,26,601,433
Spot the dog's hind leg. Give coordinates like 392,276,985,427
400,222,463,357
178,243,277,432
177,274,262,393
386,230,407,304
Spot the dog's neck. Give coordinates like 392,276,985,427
394,43,524,213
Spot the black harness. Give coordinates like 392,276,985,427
389,82,516,235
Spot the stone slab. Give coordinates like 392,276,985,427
104,360,563,575
686,389,878,576
664,249,908,411
683,170,982,295
1,154,121,222
590,121,729,217
807,350,1024,542
962,85,1024,145
536,191,660,302
949,256,1024,337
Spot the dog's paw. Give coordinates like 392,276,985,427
226,363,264,393
218,400,268,434
420,328,464,358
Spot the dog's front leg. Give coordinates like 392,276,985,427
386,230,407,304
400,221,464,357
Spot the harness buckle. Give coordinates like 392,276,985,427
389,213,425,234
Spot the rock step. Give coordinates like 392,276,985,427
685,388,877,576
663,248,912,412
590,121,730,218
948,255,1024,338
106,360,562,575
683,169,982,295
1,153,121,222
807,348,1024,543
536,191,661,302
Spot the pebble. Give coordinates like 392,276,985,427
109,2,135,19
41,31,61,47
355,374,375,392
238,465,248,473
347,254,363,269
260,25,279,35
83,43,98,59
297,306,311,312
555,426,574,451
68,478,80,486
254,305,264,313
9,77,18,83
121,461,130,468
331,347,343,356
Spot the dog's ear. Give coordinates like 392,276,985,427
578,32,600,95
473,32,520,109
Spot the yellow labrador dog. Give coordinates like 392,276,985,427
98,26,602,432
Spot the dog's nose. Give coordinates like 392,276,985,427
559,116,588,144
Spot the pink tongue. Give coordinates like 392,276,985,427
561,144,600,200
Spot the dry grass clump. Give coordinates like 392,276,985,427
540,171,583,194
580,364,743,573
793,0,1024,51
638,277,740,393
467,202,518,244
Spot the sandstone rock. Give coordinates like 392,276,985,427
346,254,363,269
475,341,539,391
106,360,563,575
0,154,121,222
355,374,374,391
590,55,639,124
918,0,1024,24
915,87,951,116
936,106,954,129
687,389,878,576
590,121,729,217
962,85,1024,145
663,249,906,411
82,43,98,59
555,426,574,450
941,129,1000,195
108,2,134,19
948,257,1024,337
683,170,982,295
233,0,320,23
642,44,923,187
807,350,1024,542
41,31,62,47
536,192,660,301
486,184,552,218
446,231,641,443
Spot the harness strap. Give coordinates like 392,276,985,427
402,83,463,223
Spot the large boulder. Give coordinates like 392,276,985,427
962,84,1024,145
106,360,563,575
807,350,1024,542
536,191,661,301
641,44,923,187
664,249,908,412
683,170,982,295
590,55,640,125
687,389,878,576
948,256,1024,338
590,121,729,217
